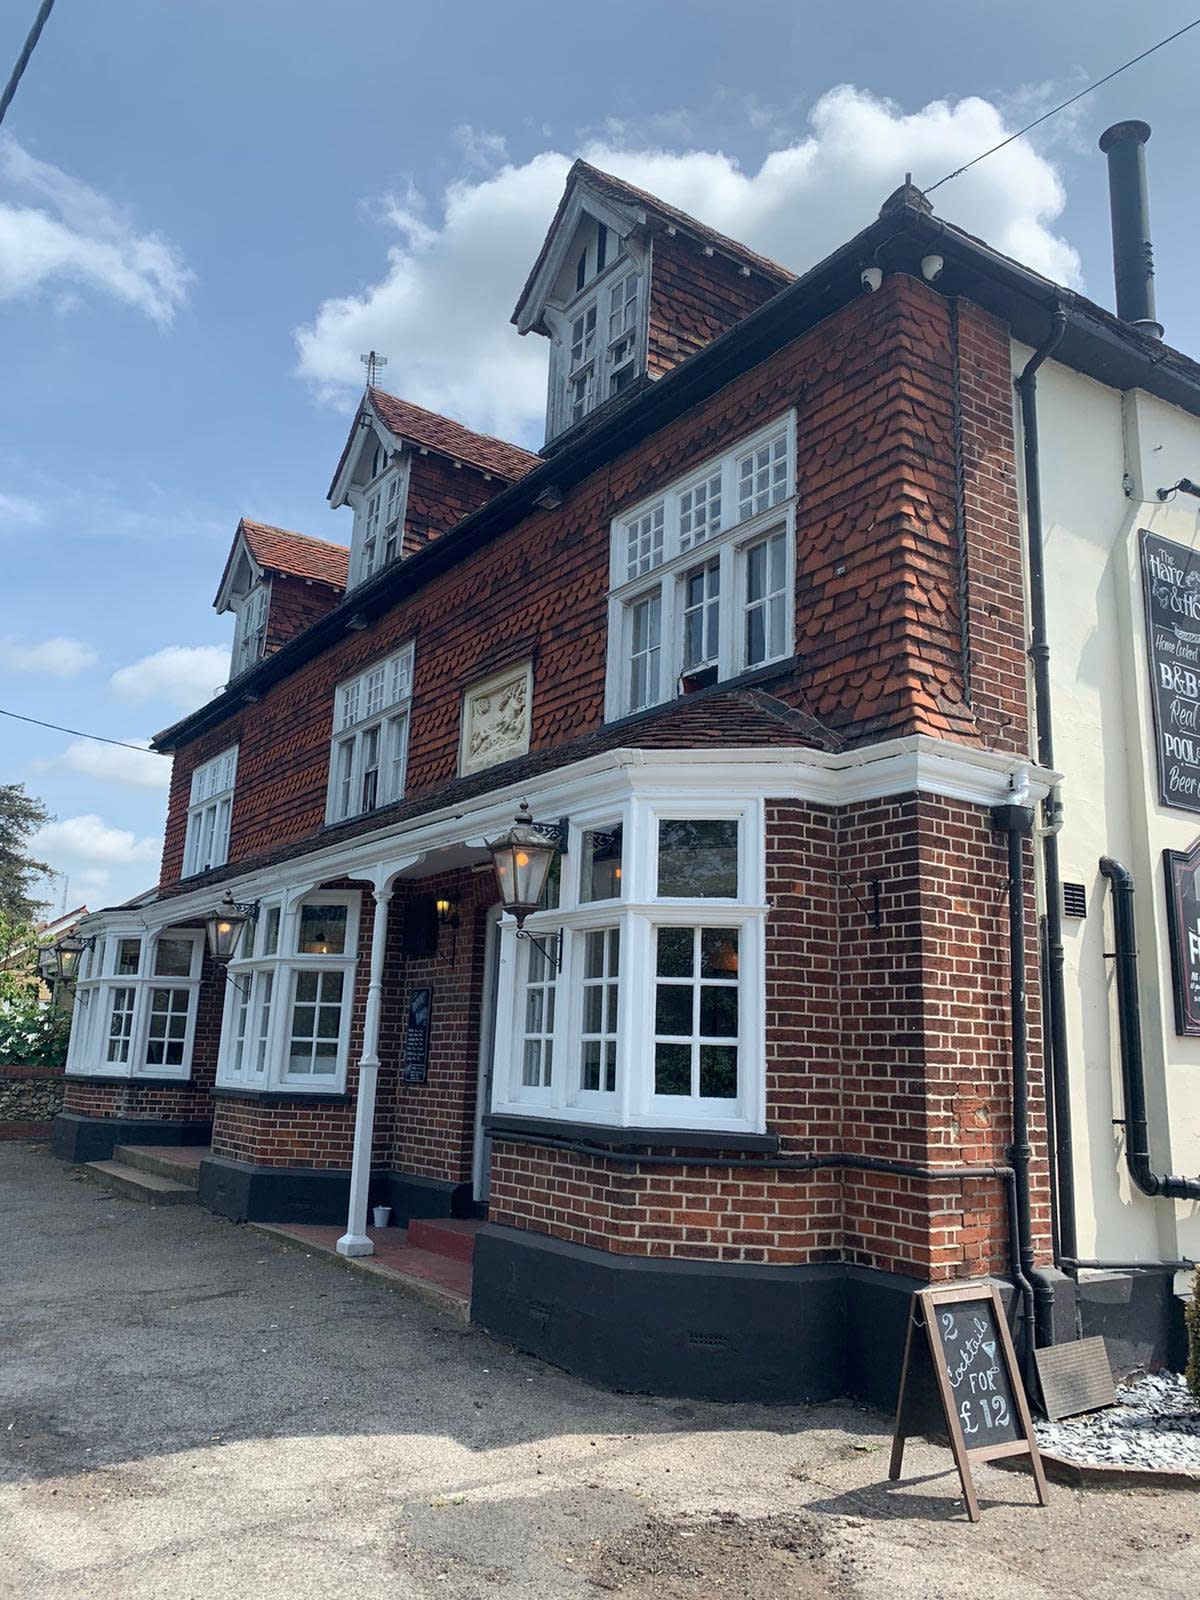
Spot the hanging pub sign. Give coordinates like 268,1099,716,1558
1141,529,1200,814
889,1284,1048,1522
401,986,433,1084
1163,838,1200,1035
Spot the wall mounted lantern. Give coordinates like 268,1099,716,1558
434,895,461,964
483,801,566,969
204,894,259,963
53,933,94,984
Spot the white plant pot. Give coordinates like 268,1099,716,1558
372,1206,392,1228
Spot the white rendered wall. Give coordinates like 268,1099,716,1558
1014,344,1200,1273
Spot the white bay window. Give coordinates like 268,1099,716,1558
217,891,361,1093
327,644,413,824
349,444,410,589
492,799,765,1133
66,929,205,1079
606,416,796,718
547,236,645,439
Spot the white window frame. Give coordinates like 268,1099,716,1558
231,581,270,677
547,248,645,440
215,890,362,1094
183,747,238,878
326,644,414,824
66,928,205,1080
604,414,797,720
348,453,411,590
490,794,765,1134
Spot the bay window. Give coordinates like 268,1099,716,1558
66,928,205,1079
327,644,414,823
492,798,764,1133
217,891,361,1092
231,583,270,677
183,747,237,878
548,241,644,439
606,416,796,718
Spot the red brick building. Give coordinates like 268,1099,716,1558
55,146,1200,1401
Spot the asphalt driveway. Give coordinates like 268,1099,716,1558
1,1141,1195,1599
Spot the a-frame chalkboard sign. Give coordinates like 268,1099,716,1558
889,1284,1049,1522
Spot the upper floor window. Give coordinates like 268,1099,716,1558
183,747,237,877
548,238,643,441
231,583,270,677
605,416,796,719
327,644,414,824
65,927,205,1080
349,451,409,590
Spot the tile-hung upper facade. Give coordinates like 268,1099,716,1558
56,146,1200,1407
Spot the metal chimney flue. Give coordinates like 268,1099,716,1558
1098,120,1163,339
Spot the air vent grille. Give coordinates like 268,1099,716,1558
1063,882,1087,919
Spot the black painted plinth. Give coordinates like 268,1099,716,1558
471,1223,940,1406
1077,1267,1188,1376
51,1112,212,1165
196,1156,474,1227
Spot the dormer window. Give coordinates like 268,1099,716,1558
231,583,269,677
544,217,645,442
349,446,409,590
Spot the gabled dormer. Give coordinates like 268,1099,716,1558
329,388,538,589
214,519,349,682
514,161,796,449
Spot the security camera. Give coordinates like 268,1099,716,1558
860,266,883,293
921,253,944,283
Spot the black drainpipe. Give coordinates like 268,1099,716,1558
1016,306,1078,1265
1099,857,1200,1201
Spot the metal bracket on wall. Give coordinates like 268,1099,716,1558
842,875,883,930
516,927,563,972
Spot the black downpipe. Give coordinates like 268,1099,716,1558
1016,307,1079,1266
1099,857,1200,1201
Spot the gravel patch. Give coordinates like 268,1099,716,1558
1037,1372,1200,1473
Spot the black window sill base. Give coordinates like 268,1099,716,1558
211,1086,351,1106
483,1113,778,1154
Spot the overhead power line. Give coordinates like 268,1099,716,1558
0,706,166,755
926,18,1200,194
0,0,57,128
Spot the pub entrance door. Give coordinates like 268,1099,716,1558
471,906,503,1205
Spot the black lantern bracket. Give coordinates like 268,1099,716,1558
516,925,563,972
842,875,883,930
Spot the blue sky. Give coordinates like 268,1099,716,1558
4,0,1200,912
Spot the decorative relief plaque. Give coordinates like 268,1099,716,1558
460,661,532,775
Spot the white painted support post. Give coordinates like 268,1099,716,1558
337,885,392,1258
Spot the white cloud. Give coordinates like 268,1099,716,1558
0,634,98,676
109,645,228,709
0,135,192,324
53,737,171,791
0,491,45,529
34,814,161,867
294,85,1083,444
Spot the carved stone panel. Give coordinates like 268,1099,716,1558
459,661,532,775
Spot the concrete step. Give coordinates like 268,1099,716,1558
112,1144,204,1188
406,1217,485,1264
83,1159,197,1206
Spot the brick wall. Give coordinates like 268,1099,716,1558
646,231,786,378
266,574,344,655
490,791,1050,1284
160,273,1023,892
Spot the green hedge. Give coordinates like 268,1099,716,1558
0,996,70,1068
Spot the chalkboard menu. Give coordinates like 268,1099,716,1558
401,986,433,1084
933,1298,1020,1447
1141,529,1200,814
890,1284,1047,1522
1163,838,1200,1034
